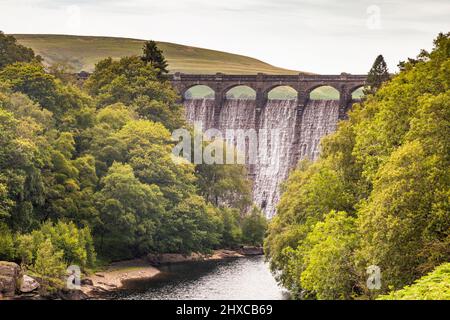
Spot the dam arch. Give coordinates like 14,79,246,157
225,85,257,100
308,85,340,100
350,85,365,100
267,85,298,100
184,84,215,100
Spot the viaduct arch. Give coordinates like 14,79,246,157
170,72,367,125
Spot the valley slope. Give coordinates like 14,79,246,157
14,34,304,75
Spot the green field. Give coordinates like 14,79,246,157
14,34,303,75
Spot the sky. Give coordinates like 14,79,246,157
0,0,449,74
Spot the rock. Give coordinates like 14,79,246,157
0,261,20,297
20,275,40,293
147,253,205,265
81,278,93,286
58,289,89,300
240,246,264,255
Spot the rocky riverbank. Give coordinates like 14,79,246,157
0,247,264,300
83,249,255,298
81,259,160,298
83,248,263,298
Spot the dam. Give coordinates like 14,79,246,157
171,73,366,218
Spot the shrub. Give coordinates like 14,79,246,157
241,207,267,246
30,239,66,294
0,223,15,260
15,221,96,268
378,263,450,300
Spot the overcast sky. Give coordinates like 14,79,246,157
0,0,449,74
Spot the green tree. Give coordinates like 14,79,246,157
299,211,359,300
378,263,450,300
141,40,169,77
265,33,450,299
94,162,166,258
30,239,66,294
364,54,390,94
85,56,183,130
159,195,221,253
15,221,96,268
196,162,252,212
0,62,59,112
0,31,39,69
0,90,50,232
0,62,93,119
0,222,15,260
220,208,242,248
241,207,267,246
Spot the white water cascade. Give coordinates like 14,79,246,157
183,98,340,218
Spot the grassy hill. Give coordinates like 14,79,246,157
13,34,362,99
14,34,302,75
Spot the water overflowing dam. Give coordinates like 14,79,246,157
174,73,366,217
184,98,340,217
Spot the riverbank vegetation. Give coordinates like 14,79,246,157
265,33,449,300
0,32,267,294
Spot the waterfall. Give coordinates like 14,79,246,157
297,100,340,161
184,99,216,130
183,98,340,218
253,100,298,218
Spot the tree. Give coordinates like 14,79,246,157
141,40,169,77
0,62,59,112
85,56,183,130
30,239,66,294
299,211,359,300
0,62,93,119
364,54,390,94
241,207,267,246
0,31,39,69
195,141,252,211
220,208,242,248
265,33,450,299
378,263,450,300
159,195,222,253
94,162,166,258
0,223,15,260
15,221,96,269
0,89,51,232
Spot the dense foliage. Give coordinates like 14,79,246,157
0,34,267,292
0,31,39,69
265,33,450,300
377,263,450,300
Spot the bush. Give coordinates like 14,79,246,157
30,239,66,294
15,221,96,268
220,208,242,248
378,263,450,300
241,207,267,246
0,223,15,260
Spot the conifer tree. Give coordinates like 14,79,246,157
141,40,169,77
365,54,390,94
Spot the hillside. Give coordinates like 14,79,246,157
13,34,303,75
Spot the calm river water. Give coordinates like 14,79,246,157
113,256,290,300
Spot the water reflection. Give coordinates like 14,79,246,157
114,256,290,300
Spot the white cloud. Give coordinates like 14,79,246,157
0,0,448,73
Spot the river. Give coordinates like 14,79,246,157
112,256,290,300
